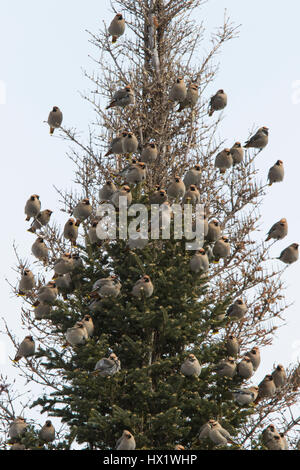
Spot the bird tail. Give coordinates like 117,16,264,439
27,227,36,234
112,36,117,44
13,356,21,363
208,108,214,117
106,101,115,110
105,150,112,157
32,301,40,308
50,127,55,135
18,291,26,297
265,235,271,242
25,216,30,222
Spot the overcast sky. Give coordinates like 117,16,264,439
0,0,299,423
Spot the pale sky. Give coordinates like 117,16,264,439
0,0,299,426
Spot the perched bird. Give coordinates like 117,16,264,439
230,142,244,166
121,162,147,184
180,354,202,377
105,131,127,156
91,276,121,298
190,249,209,273
149,186,168,205
53,253,74,275
39,420,55,443
14,336,35,362
208,89,227,116
246,346,261,372
257,375,276,400
33,301,52,320
272,364,287,388
55,273,74,298
177,83,199,111
206,220,222,242
268,160,284,186
226,299,247,321
99,180,117,201
94,353,121,377
25,194,41,221
66,321,88,347
37,281,58,304
9,417,27,440
63,218,80,246
111,185,132,208
237,356,254,380
215,149,233,174
183,164,201,188
18,269,35,296
198,420,214,440
31,237,49,264
233,386,259,406
108,13,125,44
116,430,136,450
73,198,92,222
208,421,233,446
213,236,231,261
167,175,186,200
265,433,286,451
122,132,138,154
47,106,63,135
81,314,94,337
244,126,269,149
278,243,299,265
132,275,154,298
261,424,279,448
225,335,240,356
169,77,187,103
28,209,53,233
215,357,236,378
182,185,200,205
266,218,288,242
141,143,158,163
106,84,135,109
88,220,101,246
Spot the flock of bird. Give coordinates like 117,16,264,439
7,13,298,450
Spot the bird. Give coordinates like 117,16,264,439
206,220,222,242
149,186,168,204
232,386,259,406
116,430,136,450
225,335,240,356
215,149,233,174
230,142,244,166
63,218,80,246
53,253,74,276
256,374,277,401
208,421,233,446
122,132,138,154
31,237,49,264
47,106,63,135
37,281,58,304
268,160,284,185
169,77,187,103
183,164,201,188
111,185,132,208
105,131,128,156
81,314,94,337
190,249,209,273
108,13,125,44
208,89,227,116
180,354,202,377
182,185,200,205
14,336,35,362
18,269,35,296
120,162,147,184
39,420,55,443
94,353,121,377
106,84,135,109
265,433,287,450
73,198,92,222
99,180,117,201
141,143,158,163
9,417,27,440
261,424,280,448
226,299,247,321
55,273,74,299
237,356,254,380
24,194,41,221
167,176,186,200
266,218,288,242
132,275,154,298
88,220,101,246
278,243,299,264
177,83,199,111
215,357,236,378
272,364,287,388
33,301,52,320
246,346,261,371
66,322,88,347
213,236,231,261
90,276,121,298
244,127,269,149
28,209,53,233
198,420,214,440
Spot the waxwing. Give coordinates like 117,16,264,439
88,220,101,246
244,126,269,149
180,354,202,377
246,346,261,371
132,275,154,298
237,356,254,380
18,269,35,296
167,175,186,200
105,131,128,156
198,420,215,440
47,106,63,135
9,417,27,440
190,249,209,273
91,276,121,298
37,281,58,304
230,142,244,166
208,421,232,446
261,424,279,447
94,353,121,377
116,430,136,450
53,252,74,275
81,314,94,337
149,186,168,204
106,84,135,109
177,83,199,111
55,273,74,298
278,243,299,264
14,336,35,362
63,218,80,246
169,77,187,102
73,198,92,221
123,162,147,184
33,301,52,320
66,322,88,346
232,386,259,406
141,142,158,163
31,237,49,264
28,209,53,233
182,185,200,205
272,364,287,388
39,420,55,443
225,335,240,356
206,219,221,242
208,89,227,116
108,13,125,43
215,149,233,174
215,357,236,378
99,180,117,201
111,185,132,208
183,164,201,188
266,218,288,241
25,194,41,221
226,299,247,321
257,375,276,400
264,432,286,451
268,160,284,185
122,132,139,154
213,236,231,261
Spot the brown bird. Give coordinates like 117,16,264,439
108,13,125,44
47,106,63,135
208,89,227,116
266,218,288,242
